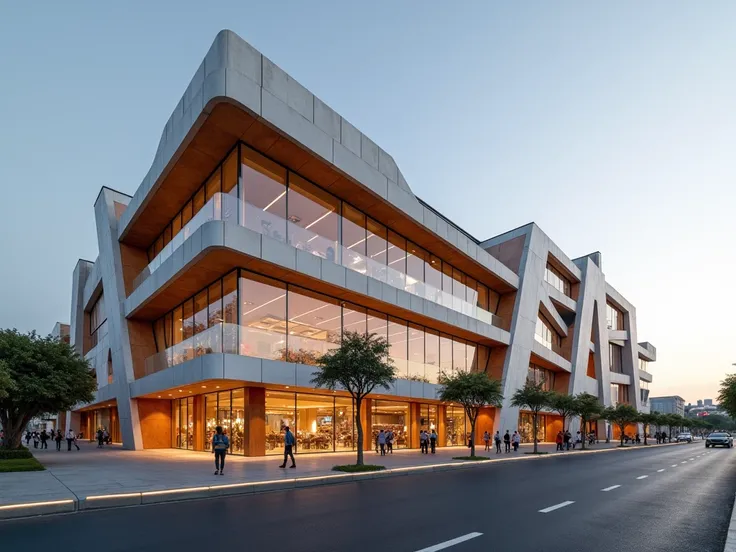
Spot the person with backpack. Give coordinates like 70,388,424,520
40,429,49,449
503,430,511,453
54,429,63,451
212,425,229,475
279,426,296,468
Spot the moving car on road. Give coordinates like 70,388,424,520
677,432,693,443
705,432,733,448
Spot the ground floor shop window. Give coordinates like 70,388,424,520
518,412,546,443
372,400,410,449
445,406,468,446
418,404,438,433
172,397,194,450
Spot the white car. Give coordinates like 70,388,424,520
677,432,693,443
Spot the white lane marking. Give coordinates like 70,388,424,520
657,469,665,472
414,532,483,552
601,485,621,492
636,475,649,480
672,464,678,467
681,461,687,463
539,501,575,513
689,458,694,461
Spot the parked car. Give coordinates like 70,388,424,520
677,432,693,443
705,432,734,448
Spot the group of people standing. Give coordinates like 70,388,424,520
375,429,396,456
555,430,584,451
419,429,438,454
482,430,520,453
25,429,80,451
654,431,670,444
95,428,112,447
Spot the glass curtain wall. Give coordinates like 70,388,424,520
372,400,410,449
172,397,194,450
519,412,547,443
445,406,468,446
151,270,490,382
142,143,503,325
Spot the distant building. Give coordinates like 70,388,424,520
650,396,685,417
705,399,713,407
697,399,703,407
51,322,70,344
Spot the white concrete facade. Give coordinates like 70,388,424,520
65,30,656,451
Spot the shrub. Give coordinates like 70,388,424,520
0,446,33,460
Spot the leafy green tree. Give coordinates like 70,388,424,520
718,374,736,419
664,413,682,440
510,381,553,454
603,404,639,447
0,329,96,449
638,413,659,445
548,392,578,432
574,392,603,450
438,371,503,457
312,331,396,466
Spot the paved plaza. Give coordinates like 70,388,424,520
0,439,652,508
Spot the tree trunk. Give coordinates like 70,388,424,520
470,418,476,457
0,412,32,450
532,412,538,454
619,423,625,447
355,397,364,466
643,424,648,445
581,417,587,450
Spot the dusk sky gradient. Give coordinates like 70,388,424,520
1,1,734,404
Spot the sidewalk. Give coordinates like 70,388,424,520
0,439,683,519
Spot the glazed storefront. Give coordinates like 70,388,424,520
170,388,471,456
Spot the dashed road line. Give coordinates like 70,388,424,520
414,532,483,552
539,501,575,513
657,469,665,472
636,475,649,480
601,485,621,492
672,464,678,467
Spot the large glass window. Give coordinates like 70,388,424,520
439,333,453,379
287,174,339,262
527,364,556,391
372,400,410,449
335,396,355,451
287,288,341,364
241,146,287,242
222,272,238,354
544,264,571,297
172,397,193,450
519,412,547,443
606,303,623,330
535,315,561,351
366,218,388,282
342,204,367,273
388,317,408,378
231,388,245,455
609,343,623,373
296,393,335,452
265,391,295,455
239,273,286,361
445,406,468,446
342,303,367,336
89,294,108,348
425,330,440,384
408,324,425,382
386,231,406,289
405,242,426,297
204,392,218,452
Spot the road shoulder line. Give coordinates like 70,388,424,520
723,493,736,552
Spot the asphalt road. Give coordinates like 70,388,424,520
1,443,735,552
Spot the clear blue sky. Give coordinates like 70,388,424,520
1,1,734,403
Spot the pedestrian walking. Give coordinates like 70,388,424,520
494,431,502,453
386,430,394,454
25,431,31,447
40,430,49,449
54,430,63,451
429,429,437,453
503,430,511,453
575,431,582,449
377,429,386,456
512,431,520,452
279,426,296,468
103,428,110,445
96,428,104,448
556,431,563,451
211,425,229,475
564,430,572,451
483,431,491,451
32,431,39,449
66,429,76,451
655,431,660,444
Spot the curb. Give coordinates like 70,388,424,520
724,492,736,552
0,441,688,520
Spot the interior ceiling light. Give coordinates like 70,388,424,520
262,191,285,212
304,210,333,229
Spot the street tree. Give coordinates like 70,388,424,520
510,381,553,454
438,371,503,457
574,392,603,450
312,331,396,466
0,329,96,449
638,412,659,445
664,413,682,441
603,403,639,447
548,392,578,433
718,374,736,419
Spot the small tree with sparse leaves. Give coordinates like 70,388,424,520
311,331,396,466
603,403,639,447
548,392,578,433
510,380,553,454
638,413,659,445
574,392,603,450
438,371,503,457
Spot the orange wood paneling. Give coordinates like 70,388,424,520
475,407,495,445
245,387,266,456
137,398,172,449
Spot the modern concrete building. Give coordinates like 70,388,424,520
62,30,656,453
650,396,685,417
